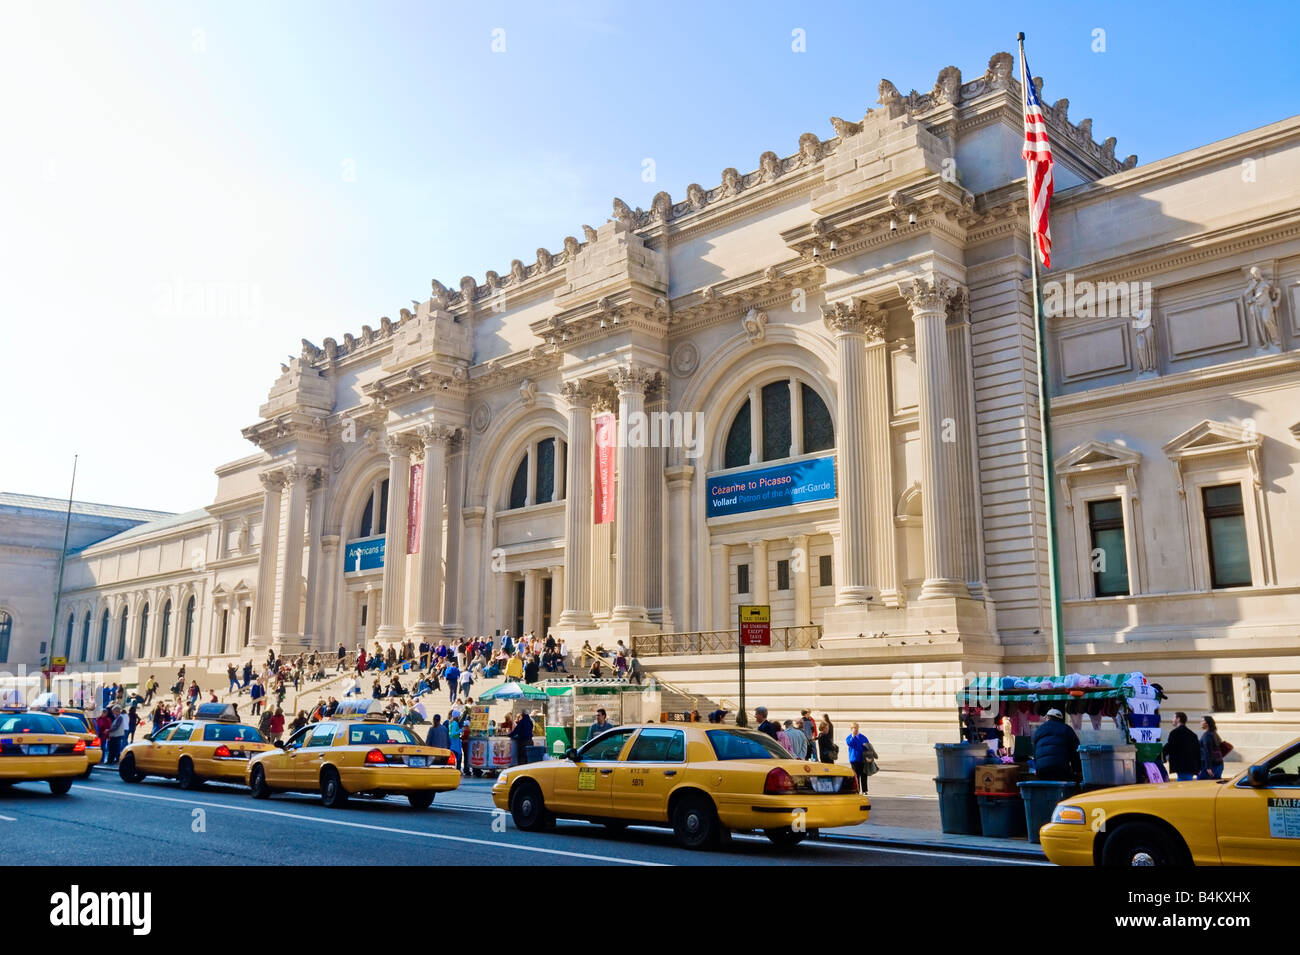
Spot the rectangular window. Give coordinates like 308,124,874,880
220,610,229,655
760,381,791,462
737,564,750,595
242,606,251,647
1210,674,1236,713
818,554,833,587
776,560,790,591
1203,484,1251,588
1087,498,1130,597
1244,674,1273,714
535,437,556,503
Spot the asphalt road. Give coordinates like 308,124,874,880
0,766,1044,867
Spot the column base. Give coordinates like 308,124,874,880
557,610,597,630
834,585,882,607
408,623,444,641
822,595,992,642
919,578,970,600
610,606,649,623
375,626,406,643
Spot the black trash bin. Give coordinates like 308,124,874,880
934,776,982,835
524,745,546,764
976,792,1027,838
1019,780,1080,844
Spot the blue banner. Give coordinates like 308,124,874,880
344,536,385,573
706,456,836,517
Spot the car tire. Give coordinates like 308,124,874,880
765,827,807,849
176,759,200,791
249,765,271,799
408,792,435,810
671,794,721,850
509,780,549,832
118,754,145,784
1102,821,1188,867
81,763,94,779
49,778,73,796
320,768,349,809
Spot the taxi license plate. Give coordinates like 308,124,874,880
811,777,837,793
22,744,51,756
406,756,429,768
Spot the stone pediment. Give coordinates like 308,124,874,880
1055,439,1142,475
1162,420,1260,461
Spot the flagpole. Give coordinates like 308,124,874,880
1017,32,1067,673
49,454,78,692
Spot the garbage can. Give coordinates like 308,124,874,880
934,742,990,780
1079,744,1137,787
977,792,1027,838
524,745,547,764
1019,780,1080,844
935,776,982,835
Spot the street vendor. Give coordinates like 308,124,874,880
1032,708,1081,781
509,708,534,766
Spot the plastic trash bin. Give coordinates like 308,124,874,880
977,792,1027,838
935,742,990,780
935,776,982,835
524,745,547,764
1019,779,1080,844
1079,744,1137,787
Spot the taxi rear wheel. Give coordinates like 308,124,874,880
509,780,549,831
1102,821,1188,867
408,792,435,810
765,827,807,849
176,759,200,791
249,765,271,799
49,778,73,796
671,794,721,850
320,769,349,809
118,754,145,784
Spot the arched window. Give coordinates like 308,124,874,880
160,601,172,657
357,479,390,538
0,611,11,664
97,609,110,661
65,613,75,658
183,597,196,655
117,607,129,660
138,604,150,657
505,437,566,510
80,612,91,662
722,378,834,468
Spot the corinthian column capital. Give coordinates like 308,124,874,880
415,424,458,449
560,379,596,408
822,300,887,340
258,470,285,493
610,363,655,397
900,277,955,315
383,433,413,459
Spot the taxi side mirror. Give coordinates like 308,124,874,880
1247,764,1269,787
143,733,153,742
276,741,287,749
565,748,579,762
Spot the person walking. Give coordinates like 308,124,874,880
143,675,156,705
800,710,818,762
460,717,472,776
127,705,139,744
816,715,836,764
226,664,240,694
845,723,877,793
249,679,265,716
444,660,461,703
269,706,285,743
107,706,128,764
1198,715,1226,780
446,713,463,768
241,660,253,690
1163,712,1201,782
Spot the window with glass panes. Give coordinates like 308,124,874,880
722,379,834,469
1087,498,1130,596
1210,674,1235,713
1202,484,1251,588
776,560,790,590
737,564,750,594
818,554,833,587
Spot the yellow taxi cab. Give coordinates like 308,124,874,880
0,709,88,795
33,707,101,777
244,698,460,810
118,702,274,789
491,723,869,849
1040,736,1300,865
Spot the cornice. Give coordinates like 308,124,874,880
362,361,470,411
470,346,563,390
667,261,823,333
241,411,330,451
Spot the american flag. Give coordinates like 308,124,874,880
1020,47,1053,269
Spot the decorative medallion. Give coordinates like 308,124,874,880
471,402,492,434
670,341,699,379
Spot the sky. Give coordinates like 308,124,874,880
2,0,1297,513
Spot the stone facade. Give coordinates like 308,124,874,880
5,52,1299,755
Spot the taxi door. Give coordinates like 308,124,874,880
261,727,310,788
162,723,197,775
1214,742,1300,864
611,728,686,822
295,723,339,788
550,728,635,815
136,725,175,772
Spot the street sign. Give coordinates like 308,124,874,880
738,605,771,647
50,657,67,673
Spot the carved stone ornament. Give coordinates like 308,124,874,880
430,279,450,308
742,307,769,344
651,191,673,223
519,379,538,407
560,380,594,408
611,364,654,396
798,132,821,164
612,198,636,226
720,167,743,197
258,470,284,493
563,236,580,258
582,225,598,243
1244,266,1283,350
686,183,707,210
383,433,412,458
236,517,250,554
901,277,954,315
670,341,700,378
536,248,553,272
821,301,886,340
416,423,458,448
459,276,477,303
759,150,782,182
330,446,345,473
933,65,962,105
829,116,863,139
471,402,492,433
510,259,527,284
1133,312,1158,376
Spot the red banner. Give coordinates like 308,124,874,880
593,412,616,524
407,462,423,554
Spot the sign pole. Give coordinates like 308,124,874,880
738,640,746,728
48,454,78,693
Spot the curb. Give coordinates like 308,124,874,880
814,830,1048,860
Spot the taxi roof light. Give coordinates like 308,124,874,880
194,702,240,723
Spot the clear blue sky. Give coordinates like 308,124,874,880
2,0,1297,512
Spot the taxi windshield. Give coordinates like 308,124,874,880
0,713,64,734
202,724,265,743
54,715,92,734
706,728,791,760
347,724,421,746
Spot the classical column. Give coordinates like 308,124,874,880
252,470,283,644
752,539,770,606
789,378,804,457
523,568,541,635
791,533,812,626
947,288,987,600
377,435,412,641
411,424,454,640
864,330,898,606
643,376,667,624
443,440,466,639
710,542,730,631
302,471,327,646
460,507,486,639
549,564,565,630
316,535,340,650
558,381,596,629
902,277,970,600
275,465,313,641
611,364,653,622
664,464,695,632
822,300,886,604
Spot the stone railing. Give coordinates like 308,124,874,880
632,626,822,657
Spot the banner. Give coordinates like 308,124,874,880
407,462,423,554
344,537,385,573
706,455,836,518
593,411,616,524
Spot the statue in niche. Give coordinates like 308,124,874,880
1244,267,1283,350
1133,310,1158,376
235,517,250,555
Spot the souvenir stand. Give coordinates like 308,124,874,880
538,679,662,757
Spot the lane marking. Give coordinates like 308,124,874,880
729,833,1050,865
0,813,16,822
74,785,666,866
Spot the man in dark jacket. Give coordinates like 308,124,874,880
1162,711,1201,781
509,710,534,766
1032,708,1080,781
426,714,451,749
